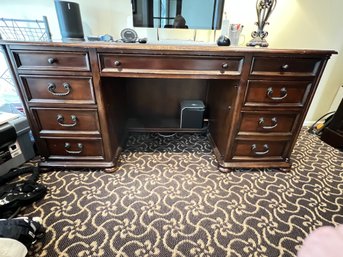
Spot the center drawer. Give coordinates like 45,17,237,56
99,54,244,75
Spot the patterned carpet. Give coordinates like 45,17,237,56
23,130,343,257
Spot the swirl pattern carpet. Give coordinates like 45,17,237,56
24,130,343,257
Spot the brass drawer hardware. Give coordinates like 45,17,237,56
47,57,56,64
113,60,121,67
280,64,289,71
251,144,270,155
266,87,287,100
56,114,78,127
64,142,83,154
258,117,278,130
48,82,71,96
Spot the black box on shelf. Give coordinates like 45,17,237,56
180,100,205,128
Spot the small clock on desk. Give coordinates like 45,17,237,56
121,28,138,43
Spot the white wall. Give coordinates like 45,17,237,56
226,0,343,123
0,0,132,40
0,0,342,123
330,86,343,111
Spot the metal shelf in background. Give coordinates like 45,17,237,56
0,16,52,41
0,16,52,113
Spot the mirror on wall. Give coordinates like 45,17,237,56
132,0,225,29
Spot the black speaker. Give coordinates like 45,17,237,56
180,100,205,128
55,0,84,41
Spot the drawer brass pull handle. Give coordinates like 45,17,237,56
251,144,270,155
57,114,78,127
114,60,121,67
281,64,289,71
222,63,229,69
48,82,71,96
48,57,56,64
266,87,288,100
258,117,278,129
64,142,83,154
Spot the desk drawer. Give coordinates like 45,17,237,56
13,50,90,71
99,54,243,74
231,139,289,161
238,111,298,134
250,57,321,76
45,138,104,159
33,108,100,133
244,80,312,107
21,76,95,104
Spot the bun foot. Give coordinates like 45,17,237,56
104,167,117,173
218,165,233,173
279,167,291,172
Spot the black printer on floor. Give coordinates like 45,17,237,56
0,113,35,175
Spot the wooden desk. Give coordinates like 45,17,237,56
1,42,336,172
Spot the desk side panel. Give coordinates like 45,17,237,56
89,49,127,167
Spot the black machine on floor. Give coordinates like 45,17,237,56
320,98,343,150
0,115,35,176
0,166,47,219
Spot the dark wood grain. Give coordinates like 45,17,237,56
207,79,239,156
250,56,322,76
13,50,90,71
20,75,95,104
244,80,312,107
32,108,100,133
1,41,336,170
238,111,299,134
99,76,128,162
99,54,243,74
231,139,290,161
44,138,104,160
126,78,208,120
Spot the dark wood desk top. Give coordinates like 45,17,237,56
1,40,337,56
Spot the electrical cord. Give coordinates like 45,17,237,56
307,111,335,135
157,132,176,138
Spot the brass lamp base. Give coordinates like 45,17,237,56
246,36,269,47
247,0,277,48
